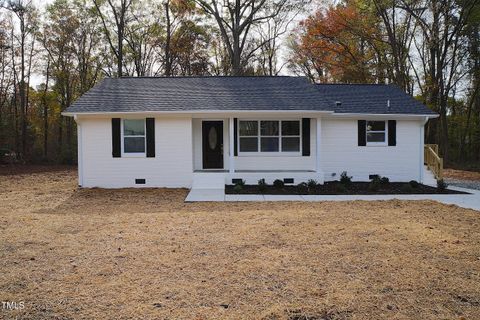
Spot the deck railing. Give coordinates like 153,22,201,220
424,144,443,180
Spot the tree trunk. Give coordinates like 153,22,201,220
165,0,172,77
117,25,123,77
20,15,26,159
43,60,50,159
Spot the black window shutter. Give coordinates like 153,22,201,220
234,118,238,156
302,118,310,156
358,120,366,146
388,120,396,146
146,118,155,157
112,118,121,157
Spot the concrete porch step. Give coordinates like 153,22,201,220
185,188,225,202
192,172,226,190
423,166,437,187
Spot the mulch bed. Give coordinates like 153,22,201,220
226,181,468,195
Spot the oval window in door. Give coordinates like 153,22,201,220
208,126,218,150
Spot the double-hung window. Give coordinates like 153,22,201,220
366,121,387,146
238,120,301,154
122,119,146,155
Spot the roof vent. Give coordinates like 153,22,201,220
335,101,342,106
387,99,390,109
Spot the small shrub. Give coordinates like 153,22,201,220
340,171,352,185
297,182,308,194
273,179,284,189
401,184,414,193
370,175,381,184
409,180,420,188
306,179,318,193
234,179,245,187
335,183,347,193
233,184,243,193
368,180,381,192
437,179,448,191
258,178,267,193
380,177,390,184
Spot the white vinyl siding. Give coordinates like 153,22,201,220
79,116,193,188
77,115,424,188
322,119,422,182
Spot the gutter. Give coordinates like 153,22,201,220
62,110,438,118
62,110,336,117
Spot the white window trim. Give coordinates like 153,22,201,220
121,118,146,157
366,120,388,146
238,119,302,156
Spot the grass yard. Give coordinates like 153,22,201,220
1,166,480,319
444,168,480,182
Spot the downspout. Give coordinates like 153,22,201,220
74,115,84,187
420,116,429,183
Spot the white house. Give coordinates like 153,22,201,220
62,76,437,189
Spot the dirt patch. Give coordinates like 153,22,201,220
444,168,480,182
1,166,480,319
0,164,76,176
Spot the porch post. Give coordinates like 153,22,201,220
316,117,322,173
229,117,235,173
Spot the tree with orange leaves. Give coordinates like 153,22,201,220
289,0,385,83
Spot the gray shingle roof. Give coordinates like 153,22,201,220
316,83,436,115
65,76,436,115
65,76,334,113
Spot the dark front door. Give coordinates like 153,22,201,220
202,121,224,169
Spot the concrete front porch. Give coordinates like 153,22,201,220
185,170,324,202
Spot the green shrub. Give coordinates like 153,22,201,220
437,179,448,191
409,180,420,188
233,184,243,193
273,179,284,189
340,171,352,185
297,182,308,194
368,180,381,192
234,179,245,187
335,183,347,193
258,178,267,193
307,179,318,189
380,177,390,184
401,184,414,193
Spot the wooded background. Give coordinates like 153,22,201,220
0,0,479,168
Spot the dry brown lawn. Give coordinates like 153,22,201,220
1,167,480,320
444,168,480,182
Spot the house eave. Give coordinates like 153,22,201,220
61,110,336,117
62,110,437,119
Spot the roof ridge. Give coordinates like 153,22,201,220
316,83,390,86
107,75,301,79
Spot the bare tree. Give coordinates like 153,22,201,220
195,0,308,75
93,0,133,77
4,0,37,159
400,0,478,160
371,0,417,92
